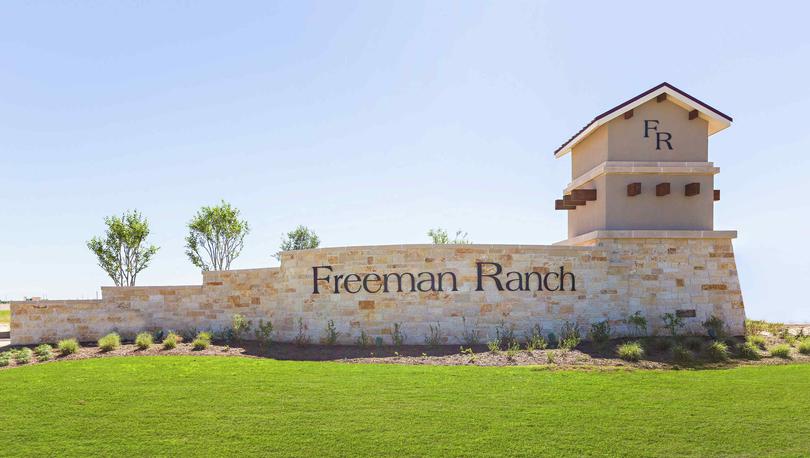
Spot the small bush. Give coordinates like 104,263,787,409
162,333,178,350
684,337,703,353
702,315,725,339
232,314,252,342
424,323,443,347
34,344,53,362
496,321,517,349
14,348,33,364
706,341,729,362
98,333,121,352
746,335,767,350
197,331,213,342
589,320,611,347
0,352,11,367
506,341,521,360
627,311,648,337
58,338,80,355
254,319,274,352
192,338,209,350
745,319,785,336
661,313,685,338
617,342,644,362
487,340,500,354
322,319,339,345
135,332,153,350
672,344,693,363
738,341,761,360
460,317,480,346
524,325,547,351
546,332,558,349
391,322,407,346
769,344,791,359
294,318,311,346
356,329,371,348
798,339,810,355
559,322,581,350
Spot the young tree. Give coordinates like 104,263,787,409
427,228,471,244
87,210,159,286
185,201,250,271
275,225,320,259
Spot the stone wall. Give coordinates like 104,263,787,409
10,238,745,345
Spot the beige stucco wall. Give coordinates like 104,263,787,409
568,175,606,239
10,239,745,345
571,125,608,179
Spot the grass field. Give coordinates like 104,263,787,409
1,357,808,457
0,309,9,324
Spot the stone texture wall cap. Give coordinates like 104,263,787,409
556,230,738,246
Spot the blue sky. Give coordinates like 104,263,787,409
1,1,808,322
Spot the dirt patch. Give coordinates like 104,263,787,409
1,336,809,371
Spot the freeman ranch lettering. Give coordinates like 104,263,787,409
312,262,576,294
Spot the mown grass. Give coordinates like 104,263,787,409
0,309,9,324
1,357,809,456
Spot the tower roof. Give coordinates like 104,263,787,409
554,82,732,158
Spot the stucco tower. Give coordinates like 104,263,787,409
554,82,735,243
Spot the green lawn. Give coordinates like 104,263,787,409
0,309,8,324
1,357,808,457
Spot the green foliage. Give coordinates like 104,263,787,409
769,344,791,359
135,332,153,350
505,341,521,360
702,315,725,339
738,341,761,360
672,344,693,364
684,337,703,353
627,311,648,337
459,346,476,363
231,314,252,342
356,329,371,348
460,317,480,346
87,210,159,286
34,344,53,362
745,319,785,336
617,342,644,361
196,331,213,342
746,335,767,350
495,320,517,349
254,319,274,352
275,225,320,259
589,320,611,346
559,322,581,350
185,201,250,271
487,340,500,354
192,338,210,351
162,334,178,350
546,332,559,349
424,323,443,347
294,318,311,346
322,320,339,345
650,337,673,353
98,333,121,352
0,351,10,367
58,338,80,355
426,228,470,244
706,341,729,362
661,313,685,338
798,339,810,355
14,348,33,364
524,325,547,351
390,322,406,346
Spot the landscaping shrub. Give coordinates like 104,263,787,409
322,319,339,345
589,320,611,347
232,314,252,342
495,321,517,349
702,315,725,339
135,332,153,350
617,341,644,361
162,333,178,350
14,348,33,364
738,341,761,360
546,332,558,349
746,335,767,350
254,319,273,352
98,333,121,352
58,338,80,355
506,341,520,360
34,344,53,362
487,340,500,353
192,332,211,351
294,318,311,346
798,339,810,355
672,344,693,364
627,311,648,337
0,351,11,367
391,322,407,346
559,322,581,350
424,323,443,347
524,325,547,351
745,319,785,336
706,341,729,362
460,317,479,346
356,329,371,348
661,313,685,338
769,344,791,359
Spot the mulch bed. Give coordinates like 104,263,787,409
2,336,809,371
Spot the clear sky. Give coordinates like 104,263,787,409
1,1,808,322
